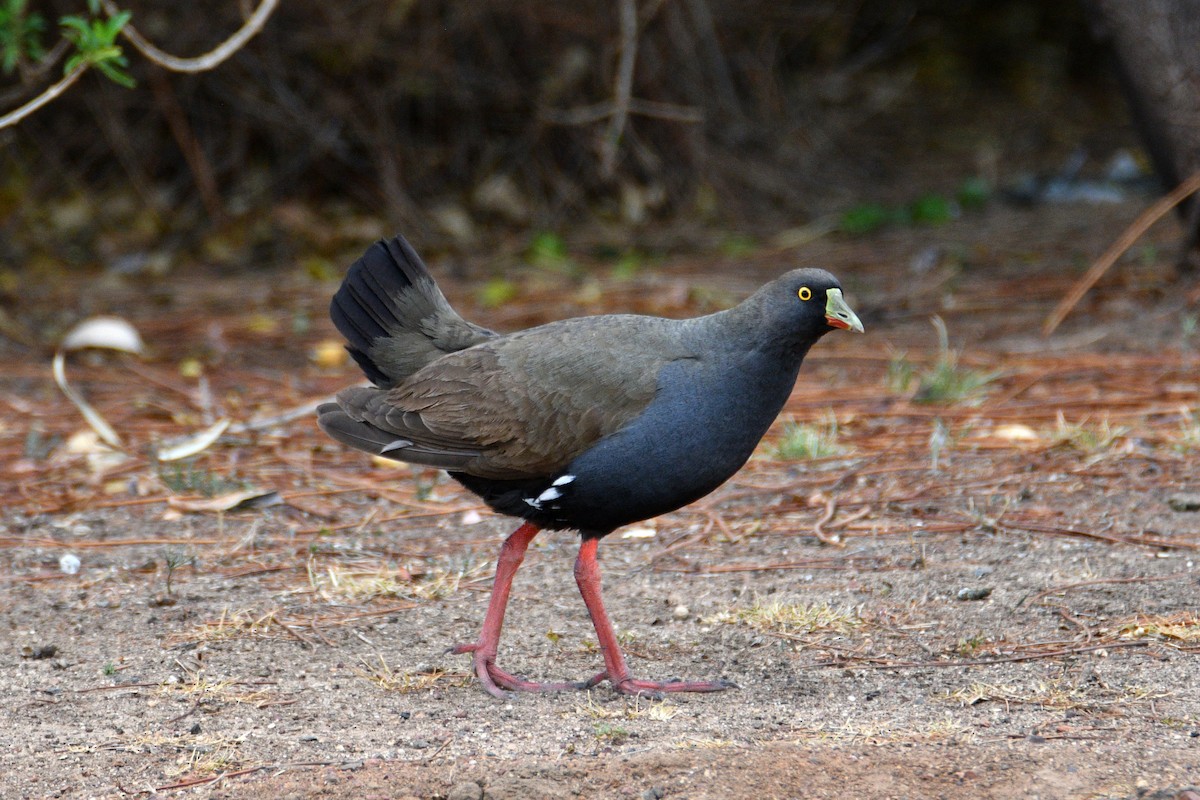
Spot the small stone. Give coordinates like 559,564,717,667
20,644,57,660
447,781,483,800
1168,494,1200,512
672,605,690,621
956,587,992,601
642,787,665,800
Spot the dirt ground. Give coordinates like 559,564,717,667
3,198,1200,799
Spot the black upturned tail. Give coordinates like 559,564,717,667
330,235,494,387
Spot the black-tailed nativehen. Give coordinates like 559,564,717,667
318,234,863,698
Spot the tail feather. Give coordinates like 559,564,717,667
316,401,405,453
330,234,495,387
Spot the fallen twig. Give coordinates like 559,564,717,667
817,639,1154,670
1021,572,1196,606
1044,168,1200,335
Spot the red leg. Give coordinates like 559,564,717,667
451,522,582,697
574,537,736,696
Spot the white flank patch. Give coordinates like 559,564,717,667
535,486,563,504
552,474,576,487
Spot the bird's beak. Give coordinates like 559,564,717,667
825,288,864,333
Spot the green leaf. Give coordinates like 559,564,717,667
839,203,893,235
908,193,955,225
719,234,757,257
0,0,46,75
61,9,135,87
527,231,568,268
476,277,518,308
956,176,991,210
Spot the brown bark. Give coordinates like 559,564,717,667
1090,0,1200,260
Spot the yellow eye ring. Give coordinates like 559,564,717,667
798,286,812,301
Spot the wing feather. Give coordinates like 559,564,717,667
320,316,695,480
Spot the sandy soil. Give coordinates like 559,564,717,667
2,200,1200,799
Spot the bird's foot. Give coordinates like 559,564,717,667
451,643,585,698
584,670,738,697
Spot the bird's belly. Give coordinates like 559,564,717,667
541,375,790,533
458,356,799,535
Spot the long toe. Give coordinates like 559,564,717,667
469,653,511,700
610,676,738,696
484,662,587,694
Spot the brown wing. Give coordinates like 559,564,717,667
320,316,694,480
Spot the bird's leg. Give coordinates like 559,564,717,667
575,537,736,696
451,521,582,697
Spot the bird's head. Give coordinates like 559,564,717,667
752,268,864,348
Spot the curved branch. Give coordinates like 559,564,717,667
1,0,281,130
600,0,639,178
0,65,87,130
1042,168,1200,336
100,0,280,73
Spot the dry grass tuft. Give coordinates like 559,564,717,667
792,716,974,745
1048,413,1127,453
708,599,862,636
573,693,680,722
158,676,287,708
772,414,845,460
1116,613,1200,642
944,679,1166,711
671,737,737,749
310,559,489,603
352,655,469,693
164,607,288,646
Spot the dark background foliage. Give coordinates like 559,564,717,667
1,1,1124,267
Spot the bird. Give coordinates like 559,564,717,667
318,234,863,698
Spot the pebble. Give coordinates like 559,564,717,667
20,644,57,660
672,605,690,620
1168,493,1200,512
447,781,483,800
956,587,993,601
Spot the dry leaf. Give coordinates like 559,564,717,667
54,316,146,448
167,490,282,514
156,418,231,462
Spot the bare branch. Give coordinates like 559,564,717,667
543,99,703,127
1043,168,1200,335
1,0,281,131
100,0,280,74
600,0,639,178
0,66,87,130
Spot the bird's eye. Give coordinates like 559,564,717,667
797,286,812,301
